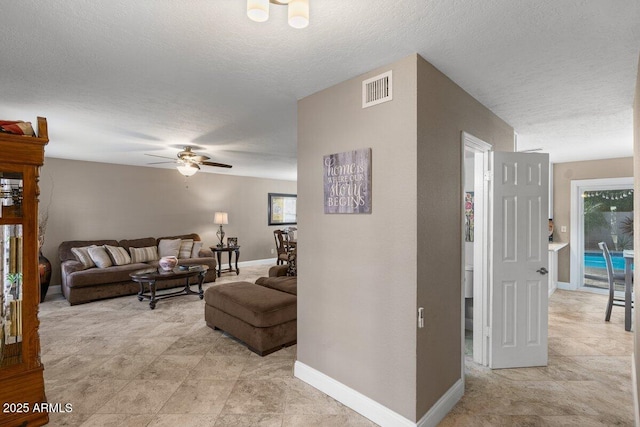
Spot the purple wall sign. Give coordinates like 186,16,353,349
323,148,372,214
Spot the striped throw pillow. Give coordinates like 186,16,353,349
190,241,203,258
71,245,97,269
104,245,132,266
179,239,194,259
88,246,113,268
130,246,159,263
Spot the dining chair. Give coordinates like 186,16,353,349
273,230,290,265
598,242,631,322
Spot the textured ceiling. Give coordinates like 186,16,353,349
1,1,639,180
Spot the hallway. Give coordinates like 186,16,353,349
442,290,633,425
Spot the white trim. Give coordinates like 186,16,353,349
294,361,415,427
570,177,633,290
416,379,464,427
461,131,492,370
556,281,576,291
237,257,276,267
462,132,492,153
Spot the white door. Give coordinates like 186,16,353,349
489,152,549,369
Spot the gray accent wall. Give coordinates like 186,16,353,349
39,158,296,287
297,53,514,422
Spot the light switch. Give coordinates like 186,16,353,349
418,307,424,328
561,226,567,233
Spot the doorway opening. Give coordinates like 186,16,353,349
461,132,491,370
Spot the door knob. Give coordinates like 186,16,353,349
536,267,548,275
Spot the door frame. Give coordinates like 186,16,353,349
461,132,492,372
569,177,634,291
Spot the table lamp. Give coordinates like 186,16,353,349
214,212,228,247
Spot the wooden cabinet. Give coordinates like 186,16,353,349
0,117,48,426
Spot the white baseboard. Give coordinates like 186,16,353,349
557,281,576,291
237,258,276,267
416,378,464,427
294,361,415,427
294,361,463,427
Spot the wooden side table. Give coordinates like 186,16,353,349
211,246,241,277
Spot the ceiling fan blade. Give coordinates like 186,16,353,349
190,155,210,162
202,161,233,168
145,153,176,160
147,161,176,165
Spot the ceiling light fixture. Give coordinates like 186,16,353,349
247,0,309,29
177,162,199,177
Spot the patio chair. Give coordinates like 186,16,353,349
598,242,632,322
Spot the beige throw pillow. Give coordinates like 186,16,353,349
88,246,113,268
158,239,181,258
130,246,159,263
104,245,132,266
71,245,97,269
190,241,203,258
178,239,194,259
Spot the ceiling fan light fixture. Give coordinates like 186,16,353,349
287,0,309,28
177,163,198,177
247,0,269,22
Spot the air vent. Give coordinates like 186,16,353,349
362,70,392,108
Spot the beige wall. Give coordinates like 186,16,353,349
39,158,296,287
633,53,639,425
415,56,514,416
297,53,514,422
297,54,419,420
552,157,633,282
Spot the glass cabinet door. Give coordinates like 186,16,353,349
0,172,23,367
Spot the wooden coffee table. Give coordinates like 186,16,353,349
130,265,208,309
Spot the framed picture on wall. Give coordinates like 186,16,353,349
227,237,238,247
268,193,297,226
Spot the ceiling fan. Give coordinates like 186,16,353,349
145,146,232,176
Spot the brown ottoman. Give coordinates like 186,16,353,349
204,281,297,356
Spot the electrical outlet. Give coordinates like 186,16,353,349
561,226,567,233
270,248,274,254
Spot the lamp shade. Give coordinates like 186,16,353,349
177,163,198,177
214,212,228,225
288,0,309,28
247,0,269,22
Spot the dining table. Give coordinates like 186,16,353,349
623,249,634,331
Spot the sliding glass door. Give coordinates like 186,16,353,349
580,183,634,290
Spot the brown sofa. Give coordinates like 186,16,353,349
204,264,297,356
59,233,217,305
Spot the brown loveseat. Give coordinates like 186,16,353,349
59,233,217,305
204,264,297,356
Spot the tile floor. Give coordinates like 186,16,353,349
441,289,634,426
38,266,633,426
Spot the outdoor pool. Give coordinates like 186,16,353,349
584,251,627,271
